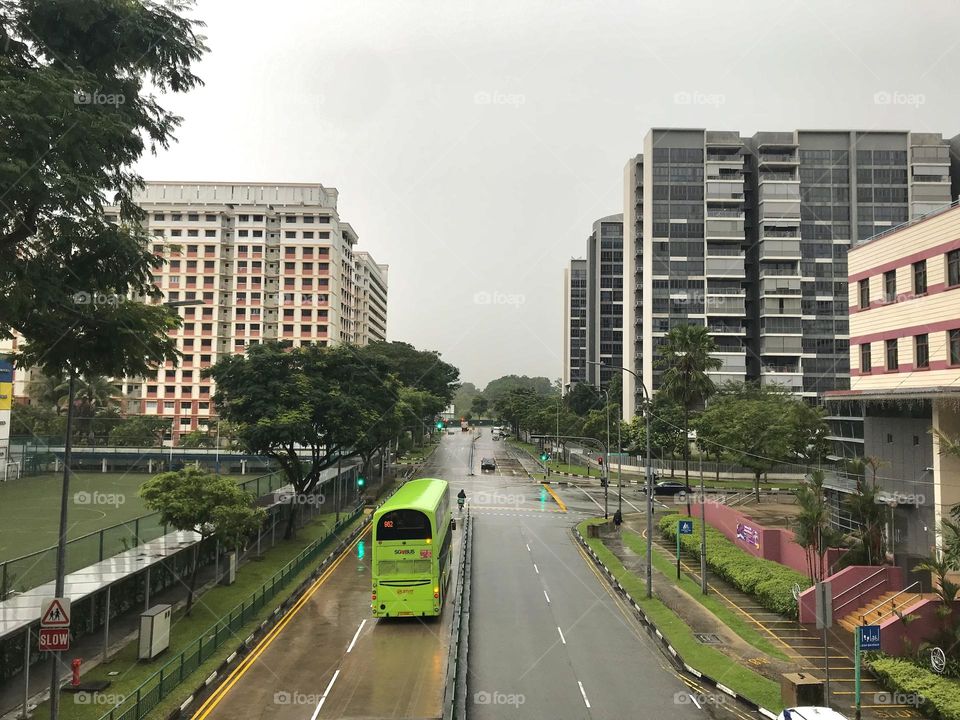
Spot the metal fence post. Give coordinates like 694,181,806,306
99,530,104,562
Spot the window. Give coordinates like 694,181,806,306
154,213,165,221
915,334,929,368
948,250,960,287
188,213,199,221
951,329,960,365
886,338,899,370
285,215,297,223
303,215,314,224
913,260,927,295
253,214,263,222
858,279,869,308
205,214,216,222
883,270,896,303
205,229,216,237
860,343,872,372
171,213,182,221
285,231,296,239
239,214,249,222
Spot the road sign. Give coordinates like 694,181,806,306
38,628,70,652
40,598,71,628
858,625,881,651
678,520,694,535
814,581,832,630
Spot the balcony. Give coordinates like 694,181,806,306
759,267,800,277
705,218,744,238
760,336,803,354
759,172,797,182
706,153,742,163
705,257,745,277
758,152,798,164
705,296,745,315
761,372,803,390
759,240,801,260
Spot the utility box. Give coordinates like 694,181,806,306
221,551,237,586
138,605,171,661
781,672,824,707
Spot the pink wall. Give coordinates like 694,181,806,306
694,501,838,576
798,565,904,624
879,599,960,656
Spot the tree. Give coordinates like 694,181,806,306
630,394,686,461
180,430,216,449
207,342,405,538
656,324,722,512
933,429,960,459
360,341,459,404
494,387,539,439
483,375,555,407
453,382,480,418
566,383,602,416
10,402,66,440
470,395,489,420
109,416,170,447
793,470,844,581
140,468,264,614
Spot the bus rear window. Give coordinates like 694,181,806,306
377,509,432,541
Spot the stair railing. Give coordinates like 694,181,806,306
833,567,888,617
859,581,920,626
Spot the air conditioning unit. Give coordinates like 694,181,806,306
139,604,172,660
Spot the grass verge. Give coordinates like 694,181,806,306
620,528,790,661
577,518,783,713
41,512,365,720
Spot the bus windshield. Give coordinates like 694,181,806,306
376,509,433,541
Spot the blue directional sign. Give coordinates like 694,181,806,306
859,625,881,651
678,520,694,535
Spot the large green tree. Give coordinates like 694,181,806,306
108,415,169,447
656,324,723,508
484,375,555,407
140,468,264,614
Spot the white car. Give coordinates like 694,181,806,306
777,709,849,720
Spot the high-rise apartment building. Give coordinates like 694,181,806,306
622,129,954,419
562,258,588,388
353,251,389,345
99,182,387,440
585,214,624,388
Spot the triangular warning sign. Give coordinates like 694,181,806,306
41,598,70,627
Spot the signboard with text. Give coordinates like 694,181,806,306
859,625,881,650
736,522,760,549
38,628,70,652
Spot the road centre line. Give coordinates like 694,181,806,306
543,590,551,604
557,627,566,644
346,619,366,653
577,487,605,512
533,563,539,574
577,681,591,708
308,669,341,720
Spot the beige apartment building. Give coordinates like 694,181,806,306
99,182,388,441
827,202,960,570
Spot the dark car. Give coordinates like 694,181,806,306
480,457,496,471
642,480,690,496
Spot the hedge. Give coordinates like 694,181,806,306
869,657,960,720
659,514,812,618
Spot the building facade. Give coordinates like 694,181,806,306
99,182,386,440
562,258,588,388
585,214,624,388
623,128,954,419
825,202,960,577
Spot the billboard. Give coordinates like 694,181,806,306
736,522,760,549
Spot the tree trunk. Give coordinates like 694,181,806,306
284,495,298,540
684,408,691,516
186,542,200,615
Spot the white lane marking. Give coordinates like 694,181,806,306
557,627,566,644
526,544,531,552
533,563,539,574
577,681,591,708
543,590,551,604
577,487,605,512
346,619,366,653
309,669,341,720
622,495,643,513
689,693,701,709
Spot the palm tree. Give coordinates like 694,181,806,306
793,470,845,581
934,429,960,459
656,324,722,514
54,375,120,443
26,371,64,413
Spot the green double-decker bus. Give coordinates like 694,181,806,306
372,478,452,618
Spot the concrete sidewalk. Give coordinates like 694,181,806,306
605,514,922,720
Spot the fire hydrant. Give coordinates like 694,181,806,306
71,658,82,687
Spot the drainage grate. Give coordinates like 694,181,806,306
695,633,721,644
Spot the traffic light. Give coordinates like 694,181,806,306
357,540,365,560
539,452,550,462
597,456,604,466
436,421,444,430
357,476,365,489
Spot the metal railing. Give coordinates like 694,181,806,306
95,505,364,720
859,581,921,625
0,471,286,598
856,197,960,246
443,507,472,720
833,567,888,615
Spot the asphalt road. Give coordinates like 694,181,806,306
191,430,754,719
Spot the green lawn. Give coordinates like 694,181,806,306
36,511,365,720
620,529,790,661
578,519,783,713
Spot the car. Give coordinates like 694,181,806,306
641,480,690,496
480,457,496,471
777,709,849,720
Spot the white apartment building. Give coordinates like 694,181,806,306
353,251,389,345
98,181,388,441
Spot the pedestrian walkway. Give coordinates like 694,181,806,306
609,514,922,720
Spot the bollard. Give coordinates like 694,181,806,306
71,658,82,687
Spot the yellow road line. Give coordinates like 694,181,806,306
541,483,567,512
191,529,368,720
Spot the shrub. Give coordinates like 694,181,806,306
660,513,811,618
869,657,960,720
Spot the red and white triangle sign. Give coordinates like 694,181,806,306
41,598,71,627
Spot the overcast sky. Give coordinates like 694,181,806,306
137,0,960,388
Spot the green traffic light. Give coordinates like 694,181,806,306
357,477,365,487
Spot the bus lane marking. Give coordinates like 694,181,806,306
578,681,591,708
346,619,366,653
308,669,341,720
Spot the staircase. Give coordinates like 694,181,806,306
838,587,933,632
